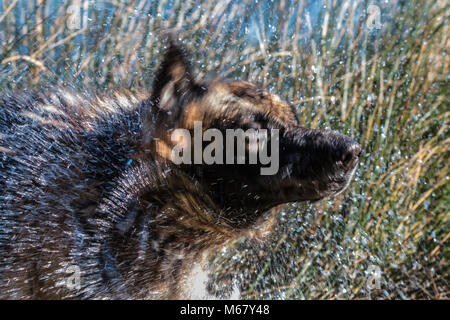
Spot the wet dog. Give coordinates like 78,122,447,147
0,38,360,299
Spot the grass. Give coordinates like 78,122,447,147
0,0,448,299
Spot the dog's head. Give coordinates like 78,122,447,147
144,39,361,216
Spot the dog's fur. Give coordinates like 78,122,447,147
0,39,360,299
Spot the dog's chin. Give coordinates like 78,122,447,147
297,184,350,203
276,172,358,204
256,163,359,206
325,167,358,199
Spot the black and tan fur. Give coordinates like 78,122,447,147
0,38,360,299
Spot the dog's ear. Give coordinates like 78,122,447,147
151,37,204,116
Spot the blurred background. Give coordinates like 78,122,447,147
0,0,448,299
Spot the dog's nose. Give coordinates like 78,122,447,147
340,142,361,167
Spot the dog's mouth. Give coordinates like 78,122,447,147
263,145,360,203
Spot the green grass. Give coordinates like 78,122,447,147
0,0,448,299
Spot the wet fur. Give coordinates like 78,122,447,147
0,39,359,299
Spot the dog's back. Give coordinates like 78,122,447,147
0,88,147,298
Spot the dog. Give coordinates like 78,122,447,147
0,38,361,299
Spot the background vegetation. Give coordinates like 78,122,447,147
0,0,448,299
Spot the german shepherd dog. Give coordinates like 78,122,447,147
0,38,361,299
